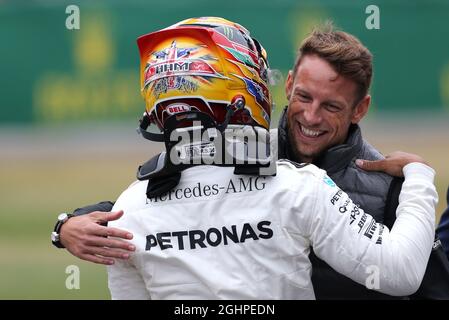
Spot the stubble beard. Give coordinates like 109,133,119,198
287,122,324,164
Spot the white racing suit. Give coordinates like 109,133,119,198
107,161,437,299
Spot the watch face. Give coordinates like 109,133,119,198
57,213,68,222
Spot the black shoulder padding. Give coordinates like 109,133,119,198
146,172,181,198
137,152,184,198
137,152,165,181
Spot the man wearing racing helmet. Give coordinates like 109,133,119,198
52,17,277,263
60,17,436,299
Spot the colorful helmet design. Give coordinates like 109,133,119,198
137,17,272,140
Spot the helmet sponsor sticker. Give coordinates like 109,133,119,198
152,76,199,98
144,40,224,88
166,103,191,115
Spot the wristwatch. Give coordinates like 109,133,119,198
51,213,74,248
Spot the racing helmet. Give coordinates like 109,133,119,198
137,16,273,141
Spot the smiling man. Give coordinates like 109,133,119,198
284,28,371,165
277,25,449,299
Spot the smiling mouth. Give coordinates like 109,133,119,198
298,124,326,138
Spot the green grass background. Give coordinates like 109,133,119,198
1,120,448,299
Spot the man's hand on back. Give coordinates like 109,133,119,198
356,151,429,177
60,210,135,265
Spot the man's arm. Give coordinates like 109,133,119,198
358,154,449,299
56,154,163,264
304,161,437,296
72,201,115,216
58,202,136,265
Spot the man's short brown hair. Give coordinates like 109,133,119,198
293,23,373,105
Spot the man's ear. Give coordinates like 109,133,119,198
351,95,371,124
285,70,293,100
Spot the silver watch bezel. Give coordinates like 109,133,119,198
57,213,69,223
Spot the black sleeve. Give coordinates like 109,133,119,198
72,201,115,216
385,178,449,299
